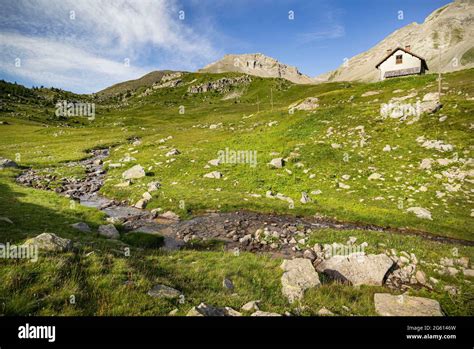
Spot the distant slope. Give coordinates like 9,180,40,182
199,53,315,84
97,70,179,97
318,0,474,82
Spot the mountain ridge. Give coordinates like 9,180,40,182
198,53,315,84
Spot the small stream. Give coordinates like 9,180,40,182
16,147,473,253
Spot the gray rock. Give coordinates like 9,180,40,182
134,199,148,209
239,234,252,245
165,148,180,157
303,249,316,261
316,254,393,286
159,211,180,221
98,224,120,239
208,159,221,166
446,267,459,276
23,233,72,252
142,192,152,200
122,165,146,180
147,285,182,299
374,293,443,316
456,257,469,268
269,158,284,168
223,278,234,291
70,222,91,233
0,158,18,169
281,258,321,303
317,307,334,316
300,192,311,204
444,285,458,296
147,181,161,192
241,300,260,312
186,303,240,317
415,270,427,285
250,310,281,317
203,171,222,179
440,257,454,267
406,207,432,220
463,269,474,278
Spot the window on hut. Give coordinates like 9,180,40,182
396,55,403,64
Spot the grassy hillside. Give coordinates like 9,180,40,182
0,69,473,316
4,69,472,239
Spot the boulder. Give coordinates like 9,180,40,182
134,199,148,209
241,300,260,312
122,165,146,180
147,181,161,192
147,285,182,299
250,310,281,317
422,92,439,102
368,173,382,181
222,278,234,291
315,254,393,286
281,258,321,303
159,211,180,221
98,224,120,239
269,158,284,168
208,159,221,166
338,182,350,189
463,269,474,277
300,192,311,204
419,158,432,170
203,171,222,179
70,222,91,233
165,149,180,157
374,293,443,316
317,307,334,316
186,303,240,317
23,233,72,252
406,207,432,220
0,158,18,169
142,192,152,200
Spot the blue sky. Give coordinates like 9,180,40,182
0,0,452,93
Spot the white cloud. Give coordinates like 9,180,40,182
297,24,345,44
0,33,149,93
0,0,219,93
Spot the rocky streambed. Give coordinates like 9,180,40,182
16,146,474,256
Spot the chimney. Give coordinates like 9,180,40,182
405,45,411,51
386,49,392,54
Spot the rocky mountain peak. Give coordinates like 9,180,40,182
199,53,314,84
